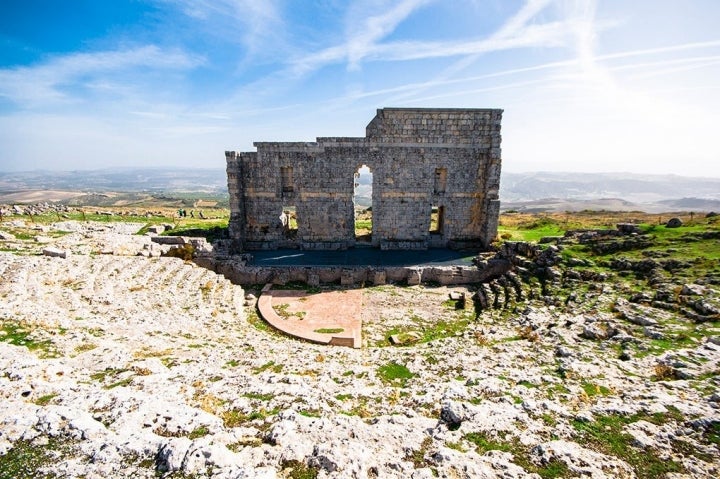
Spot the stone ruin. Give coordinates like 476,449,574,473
226,108,502,251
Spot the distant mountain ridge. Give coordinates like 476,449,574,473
500,171,720,203
2,168,719,212
0,168,227,194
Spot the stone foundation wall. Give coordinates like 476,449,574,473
196,257,482,287
226,108,502,251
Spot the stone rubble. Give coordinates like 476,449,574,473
0,220,717,478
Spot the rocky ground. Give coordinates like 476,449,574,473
0,219,719,478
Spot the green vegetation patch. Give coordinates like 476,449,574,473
242,392,274,401
464,431,512,453
252,360,283,374
90,367,135,389
464,431,568,479
378,310,474,347
221,407,279,428
0,320,59,358
571,413,684,478
377,361,414,387
33,394,58,406
498,217,566,243
314,328,344,334
187,426,210,439
580,380,613,397
0,437,77,479
281,459,319,479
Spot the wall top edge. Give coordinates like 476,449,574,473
378,107,503,113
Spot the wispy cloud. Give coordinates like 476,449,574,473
289,0,589,77
290,0,433,74
165,0,284,57
358,0,572,103
343,0,434,69
0,45,203,108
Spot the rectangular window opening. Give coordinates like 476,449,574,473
281,166,294,193
434,167,447,194
430,205,444,234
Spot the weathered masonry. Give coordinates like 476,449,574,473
226,107,502,251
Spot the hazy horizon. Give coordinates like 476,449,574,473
2,166,720,182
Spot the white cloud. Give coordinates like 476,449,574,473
0,45,204,108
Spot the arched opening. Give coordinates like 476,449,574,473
353,165,373,243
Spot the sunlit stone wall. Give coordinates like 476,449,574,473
226,107,502,251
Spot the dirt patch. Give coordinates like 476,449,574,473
0,190,86,203
360,285,475,345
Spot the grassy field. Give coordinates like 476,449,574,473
0,206,231,242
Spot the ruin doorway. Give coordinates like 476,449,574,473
280,205,298,239
353,165,373,243
429,205,444,234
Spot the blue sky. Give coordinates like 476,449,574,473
1,0,719,175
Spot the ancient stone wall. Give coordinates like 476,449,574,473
226,108,502,251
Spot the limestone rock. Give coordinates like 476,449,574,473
42,247,68,258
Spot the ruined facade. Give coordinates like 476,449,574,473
226,108,502,251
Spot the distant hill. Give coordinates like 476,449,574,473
0,168,227,194
2,168,719,213
500,172,720,212
500,172,720,203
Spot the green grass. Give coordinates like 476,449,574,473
33,394,57,406
252,360,283,374
580,380,613,397
0,320,59,358
377,309,475,347
498,217,566,242
377,361,414,387
355,219,372,230
464,431,511,453
222,407,280,427
572,413,684,478
314,328,344,334
242,392,274,401
281,459,319,479
464,432,568,479
90,367,136,389
187,425,210,439
0,438,76,479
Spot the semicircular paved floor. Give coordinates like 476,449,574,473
257,284,362,348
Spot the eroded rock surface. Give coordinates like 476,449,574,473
0,220,718,478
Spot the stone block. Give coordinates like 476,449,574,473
340,269,355,286
43,247,68,258
407,269,422,285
